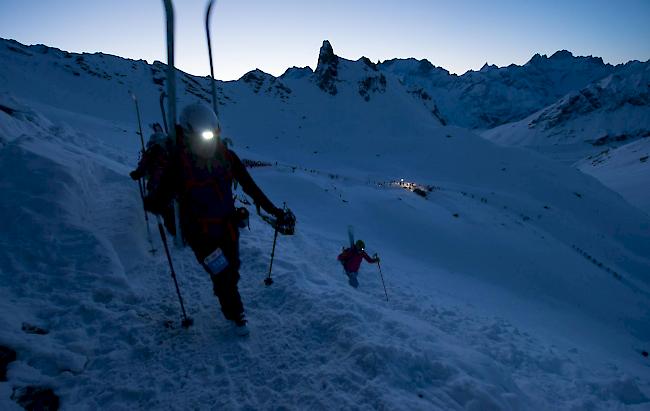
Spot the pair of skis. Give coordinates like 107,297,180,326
133,0,221,329
163,0,221,248
162,0,220,143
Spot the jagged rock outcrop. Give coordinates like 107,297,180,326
379,50,619,129
314,40,339,95
358,74,387,102
280,66,313,80
529,62,650,134
241,69,292,100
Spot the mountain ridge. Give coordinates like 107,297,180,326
4,36,646,126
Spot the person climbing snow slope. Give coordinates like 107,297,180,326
144,102,293,336
338,240,380,288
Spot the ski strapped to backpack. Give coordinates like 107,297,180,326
159,91,168,134
205,0,220,127
161,0,185,248
162,0,177,142
348,225,355,248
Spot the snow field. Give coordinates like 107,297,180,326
0,38,649,409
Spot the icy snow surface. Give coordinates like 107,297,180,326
0,39,649,410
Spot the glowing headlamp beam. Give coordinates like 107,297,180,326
201,130,215,140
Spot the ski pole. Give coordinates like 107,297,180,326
156,215,193,328
265,225,279,286
376,259,389,302
130,93,146,152
129,91,156,253
136,178,148,223
136,178,154,247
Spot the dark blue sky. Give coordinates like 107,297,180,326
1,0,649,80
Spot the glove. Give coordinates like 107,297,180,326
273,207,296,235
129,170,141,181
373,254,380,263
272,207,284,219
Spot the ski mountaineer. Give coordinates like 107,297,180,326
129,123,176,236
145,102,293,336
130,123,171,185
337,240,380,288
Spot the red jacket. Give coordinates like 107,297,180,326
338,247,377,273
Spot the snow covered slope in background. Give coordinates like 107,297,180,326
483,62,650,213
576,137,650,214
484,62,650,148
1,38,649,410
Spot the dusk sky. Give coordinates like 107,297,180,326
1,0,649,81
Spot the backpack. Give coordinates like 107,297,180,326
173,140,236,242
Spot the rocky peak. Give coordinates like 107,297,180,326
526,53,546,65
280,66,313,80
240,68,272,83
480,63,498,72
550,50,574,60
358,56,378,71
315,40,339,95
417,59,434,74
316,40,338,72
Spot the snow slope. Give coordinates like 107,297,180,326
484,62,650,148
483,62,650,214
576,138,650,214
1,38,650,410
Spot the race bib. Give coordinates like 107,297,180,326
204,248,228,275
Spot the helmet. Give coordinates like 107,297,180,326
179,103,219,140
355,240,365,250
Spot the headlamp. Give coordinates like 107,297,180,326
201,130,215,141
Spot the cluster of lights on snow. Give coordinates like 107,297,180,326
396,178,417,190
386,178,434,198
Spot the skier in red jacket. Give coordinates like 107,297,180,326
337,240,379,288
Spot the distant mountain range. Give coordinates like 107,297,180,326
1,37,648,212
